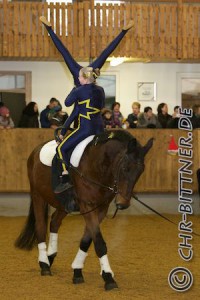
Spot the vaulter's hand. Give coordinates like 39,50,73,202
57,134,64,145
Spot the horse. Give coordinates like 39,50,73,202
15,129,153,291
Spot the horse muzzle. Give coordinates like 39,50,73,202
115,194,130,210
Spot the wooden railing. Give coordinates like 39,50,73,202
1,0,200,61
0,128,199,193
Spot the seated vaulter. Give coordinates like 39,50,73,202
55,67,105,194
40,16,134,86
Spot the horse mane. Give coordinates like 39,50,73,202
92,129,135,146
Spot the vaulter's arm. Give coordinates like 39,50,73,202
64,87,79,107
60,103,79,136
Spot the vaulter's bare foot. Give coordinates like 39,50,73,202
40,16,52,27
123,20,134,31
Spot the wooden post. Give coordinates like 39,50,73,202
90,0,95,62
177,0,183,60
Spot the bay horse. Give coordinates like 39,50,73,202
15,130,153,291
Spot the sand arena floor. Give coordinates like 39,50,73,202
0,214,200,300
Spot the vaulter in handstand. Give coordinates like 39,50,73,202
39,16,133,194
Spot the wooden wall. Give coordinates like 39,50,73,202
1,0,200,61
0,129,199,193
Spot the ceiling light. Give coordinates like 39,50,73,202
110,57,125,67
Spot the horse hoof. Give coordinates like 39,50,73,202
102,271,118,291
105,281,118,291
73,277,84,284
73,268,84,284
39,262,52,276
48,253,57,267
41,269,52,276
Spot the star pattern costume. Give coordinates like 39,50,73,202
57,83,105,171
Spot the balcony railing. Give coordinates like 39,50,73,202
1,0,200,62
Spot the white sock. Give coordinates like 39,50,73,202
38,242,49,266
47,233,58,256
71,248,88,269
99,254,114,277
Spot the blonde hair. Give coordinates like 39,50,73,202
80,67,100,83
132,101,141,109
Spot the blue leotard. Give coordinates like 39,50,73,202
57,83,105,170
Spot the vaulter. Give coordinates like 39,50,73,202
40,16,134,86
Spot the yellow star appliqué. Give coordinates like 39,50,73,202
78,99,100,120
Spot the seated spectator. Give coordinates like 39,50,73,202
157,103,172,128
167,105,181,128
48,105,68,129
111,102,124,128
137,106,161,128
18,102,39,128
0,106,14,129
190,104,200,129
40,97,60,128
127,101,141,128
172,105,181,118
101,108,114,129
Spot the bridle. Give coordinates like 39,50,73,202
69,153,144,216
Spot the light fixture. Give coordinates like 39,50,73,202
110,57,125,67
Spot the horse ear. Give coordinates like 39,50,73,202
127,138,137,153
143,138,154,156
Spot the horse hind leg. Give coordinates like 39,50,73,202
31,192,52,276
71,226,92,284
47,209,67,267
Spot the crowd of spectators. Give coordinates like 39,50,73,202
0,98,68,129
101,101,200,129
0,99,199,130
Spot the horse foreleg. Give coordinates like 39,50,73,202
84,213,118,291
95,231,118,291
72,226,92,284
47,209,67,267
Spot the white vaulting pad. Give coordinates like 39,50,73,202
39,140,57,167
39,135,95,168
70,135,95,167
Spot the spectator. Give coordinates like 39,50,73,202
111,102,124,128
48,105,68,129
167,105,181,128
127,101,141,128
18,102,39,128
190,104,200,129
0,106,14,129
137,106,161,128
157,103,172,128
40,97,60,128
101,108,113,129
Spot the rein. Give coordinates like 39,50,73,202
132,194,200,237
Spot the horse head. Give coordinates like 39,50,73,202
115,137,154,210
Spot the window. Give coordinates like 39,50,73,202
97,73,119,109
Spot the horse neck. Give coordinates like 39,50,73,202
82,140,126,181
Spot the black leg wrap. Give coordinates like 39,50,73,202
80,238,92,253
48,253,57,267
39,262,52,276
102,271,118,291
73,268,84,284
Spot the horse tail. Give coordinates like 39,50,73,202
15,196,49,250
